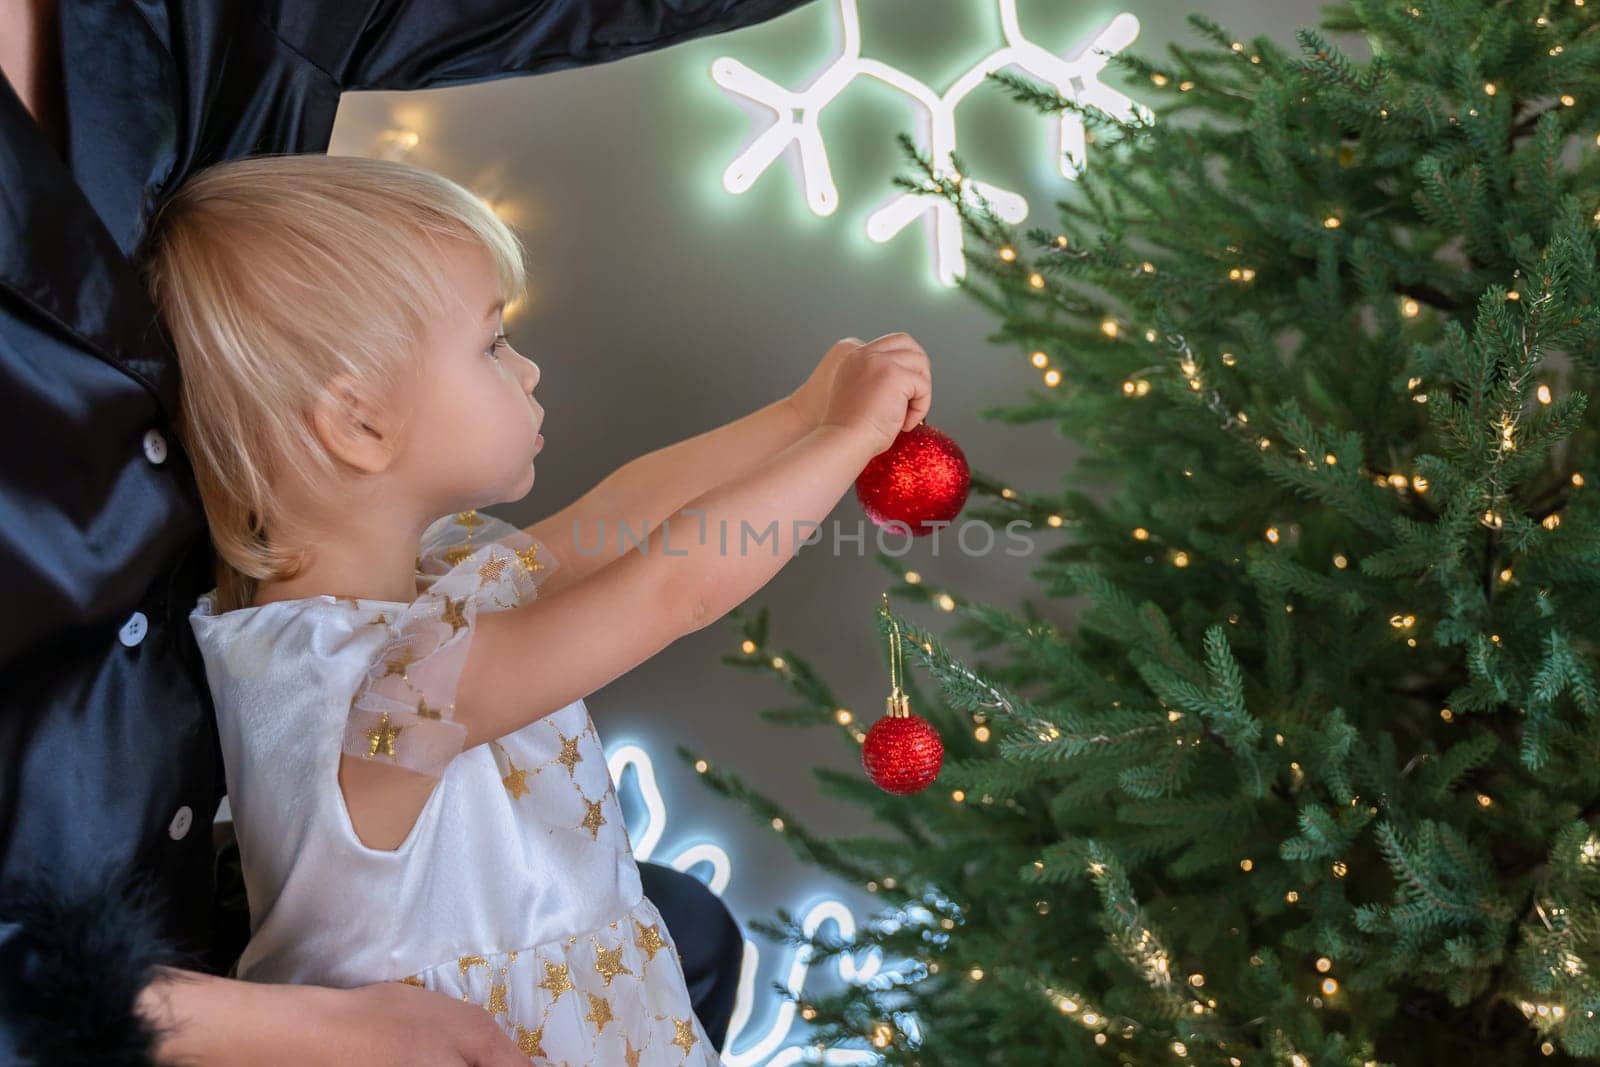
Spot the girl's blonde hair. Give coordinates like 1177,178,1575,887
140,153,526,612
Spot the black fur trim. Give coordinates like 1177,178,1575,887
0,865,194,1067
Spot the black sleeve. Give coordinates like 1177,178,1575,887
0,864,191,1067
270,0,818,93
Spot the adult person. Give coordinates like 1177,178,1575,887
0,1,814,1063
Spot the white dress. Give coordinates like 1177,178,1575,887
190,509,721,1066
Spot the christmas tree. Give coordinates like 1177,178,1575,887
680,2,1600,1062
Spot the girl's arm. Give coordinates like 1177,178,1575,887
460,420,882,748
340,335,926,853
523,339,858,595
338,420,882,851
522,395,809,596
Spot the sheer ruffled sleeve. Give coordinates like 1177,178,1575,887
415,508,559,590
340,510,560,776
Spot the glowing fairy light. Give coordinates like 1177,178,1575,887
712,0,1147,284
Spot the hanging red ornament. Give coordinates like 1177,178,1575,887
854,423,970,537
862,594,943,795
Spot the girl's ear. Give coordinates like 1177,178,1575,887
311,373,401,474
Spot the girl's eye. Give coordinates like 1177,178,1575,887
485,333,509,361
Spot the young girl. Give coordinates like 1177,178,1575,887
140,153,931,1064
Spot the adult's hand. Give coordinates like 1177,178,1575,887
136,966,528,1066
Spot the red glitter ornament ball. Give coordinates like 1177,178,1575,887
855,424,970,537
862,710,945,795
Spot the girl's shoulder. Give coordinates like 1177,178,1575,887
190,510,562,776
190,509,561,625
189,509,559,691
415,509,560,606
333,510,561,774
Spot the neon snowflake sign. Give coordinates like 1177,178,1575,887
711,0,1149,286
609,741,933,1064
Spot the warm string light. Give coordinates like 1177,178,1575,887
1480,287,1556,549
737,636,874,743
1038,980,1138,1045
375,125,422,159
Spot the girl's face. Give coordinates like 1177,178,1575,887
394,239,544,513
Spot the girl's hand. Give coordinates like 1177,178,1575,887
818,332,932,456
787,337,863,429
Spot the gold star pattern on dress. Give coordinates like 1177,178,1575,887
515,543,546,575
502,758,530,800
538,960,574,1003
399,974,424,987
457,955,488,976
456,509,486,532
440,594,471,637
443,543,477,567
486,980,508,1015
580,797,607,840
592,942,633,987
415,696,443,720
582,991,615,1035
623,1037,643,1067
477,551,509,587
515,1024,547,1057
671,1016,699,1056
633,919,666,962
382,647,417,679
363,712,403,759
555,732,583,777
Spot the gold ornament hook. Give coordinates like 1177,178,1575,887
880,592,911,718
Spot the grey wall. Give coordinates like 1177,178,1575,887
327,0,1340,1055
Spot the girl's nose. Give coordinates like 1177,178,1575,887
513,349,540,394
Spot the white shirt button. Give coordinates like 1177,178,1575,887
168,805,193,841
143,428,168,465
118,611,148,647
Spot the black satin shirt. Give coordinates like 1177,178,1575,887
0,0,809,982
